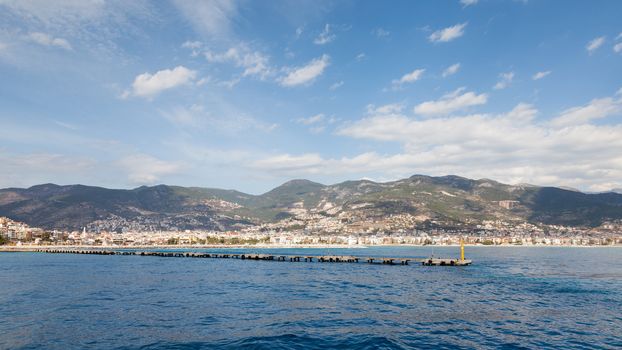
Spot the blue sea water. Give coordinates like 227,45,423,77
1,246,621,349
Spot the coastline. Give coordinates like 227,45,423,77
1,243,621,252
0,244,364,252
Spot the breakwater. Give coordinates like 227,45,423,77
23,248,472,266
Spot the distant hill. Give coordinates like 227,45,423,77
1,175,622,231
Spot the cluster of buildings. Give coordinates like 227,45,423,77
1,215,621,247
0,217,49,244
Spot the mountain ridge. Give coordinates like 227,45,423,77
1,175,621,231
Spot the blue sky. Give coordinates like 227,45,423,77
1,0,621,193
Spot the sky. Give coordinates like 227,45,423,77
1,0,621,194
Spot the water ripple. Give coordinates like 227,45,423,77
0,246,621,349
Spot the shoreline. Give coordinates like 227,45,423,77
1,243,621,252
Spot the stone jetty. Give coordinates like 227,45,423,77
16,248,472,266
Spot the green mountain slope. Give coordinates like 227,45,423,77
1,175,621,231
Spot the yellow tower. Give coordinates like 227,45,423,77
460,237,465,261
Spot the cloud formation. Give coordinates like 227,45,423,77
279,54,330,87
0,151,95,188
255,93,622,191
252,153,325,174
414,88,488,116
118,153,183,184
442,63,460,77
297,113,325,125
392,68,425,88
162,104,277,132
329,81,344,90
460,0,478,6
372,28,390,38
124,66,197,98
26,32,72,50
367,103,405,115
295,113,337,134
532,71,551,80
1,1,154,57
493,71,514,90
314,24,336,45
429,23,467,43
586,36,605,54
204,45,272,79
172,0,238,38
550,92,622,127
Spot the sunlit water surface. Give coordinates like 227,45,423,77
1,246,621,349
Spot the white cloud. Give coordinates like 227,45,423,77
397,69,425,84
117,153,183,184
532,71,551,80
279,54,330,87
0,1,153,30
253,134,622,191
493,71,514,90
0,151,96,188
372,28,390,38
392,68,425,88
196,76,211,86
442,63,460,77
181,40,202,56
0,1,108,26
172,0,238,38
314,24,336,45
0,1,154,58
218,77,241,89
414,88,488,116
460,0,478,6
586,36,605,54
0,146,186,189
366,103,405,115
26,32,72,50
355,53,366,61
550,93,622,127
329,81,344,90
125,66,197,98
294,113,338,134
250,151,408,178
204,45,272,79
429,23,467,43
252,153,326,174
281,99,620,191
162,104,278,132
181,40,202,49
614,42,622,53
297,113,325,125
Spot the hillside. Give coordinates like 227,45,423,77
1,175,621,231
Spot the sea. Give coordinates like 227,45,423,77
0,246,621,349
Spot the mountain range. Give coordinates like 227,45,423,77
1,175,622,231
